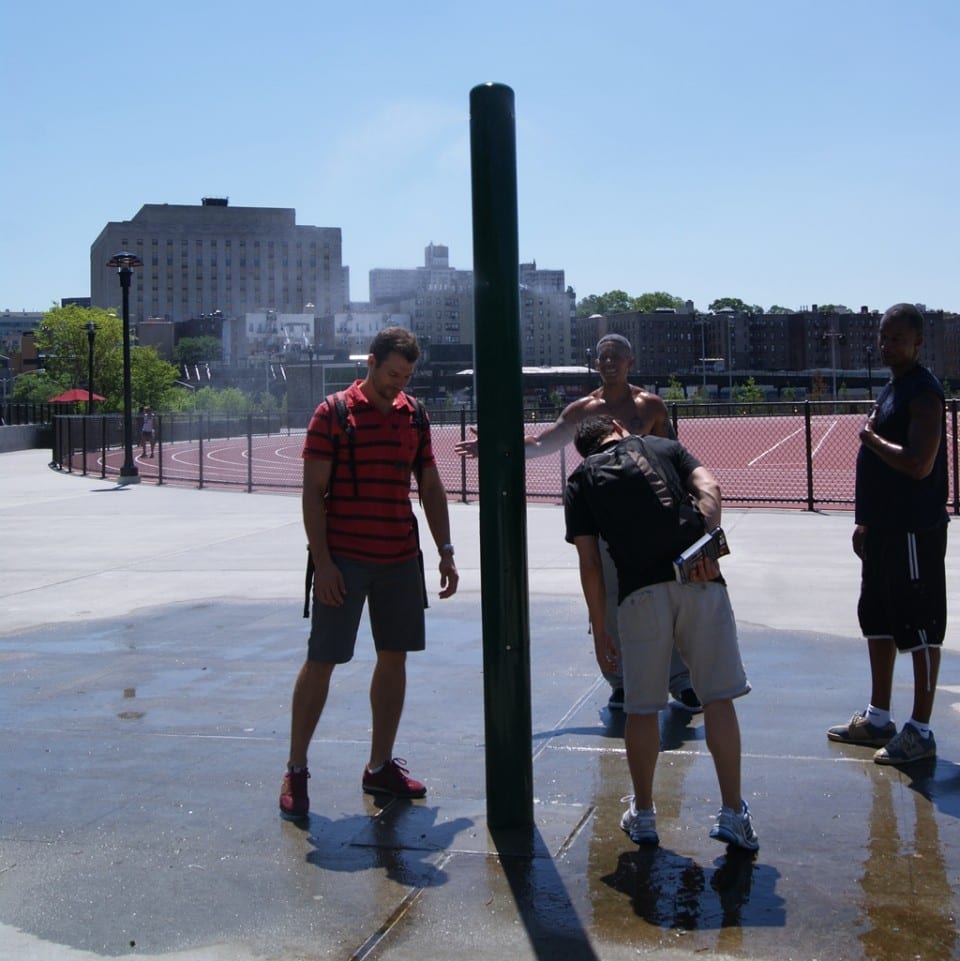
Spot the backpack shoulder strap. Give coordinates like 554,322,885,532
407,397,430,499
622,438,675,511
325,391,358,497
303,546,314,618
305,392,354,618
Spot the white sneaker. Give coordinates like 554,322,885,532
710,800,759,851
620,796,658,846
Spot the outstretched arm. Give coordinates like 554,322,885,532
523,416,576,458
523,397,596,458
455,400,584,460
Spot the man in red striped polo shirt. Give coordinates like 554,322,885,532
280,327,459,819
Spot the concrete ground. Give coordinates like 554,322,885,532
1,448,958,961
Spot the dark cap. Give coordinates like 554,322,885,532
596,333,633,354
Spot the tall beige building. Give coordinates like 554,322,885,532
369,244,573,366
90,198,347,325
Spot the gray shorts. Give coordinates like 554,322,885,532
307,554,425,663
617,580,750,714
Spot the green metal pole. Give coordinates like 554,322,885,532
469,82,533,829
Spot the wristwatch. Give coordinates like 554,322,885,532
439,543,455,555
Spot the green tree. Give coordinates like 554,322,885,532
663,375,685,401
11,369,70,404
731,376,765,403
577,289,687,316
709,297,761,314
632,292,686,313
130,347,180,411
28,305,123,403
20,305,179,411
174,336,222,366
187,385,256,413
576,290,635,316
768,305,793,314
165,385,199,412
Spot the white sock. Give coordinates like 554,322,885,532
865,704,891,727
906,718,931,738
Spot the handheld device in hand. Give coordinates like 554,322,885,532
674,528,730,584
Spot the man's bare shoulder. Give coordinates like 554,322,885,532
559,392,605,424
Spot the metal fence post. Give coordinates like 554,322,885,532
247,413,254,493
459,407,469,503
157,415,164,486
804,401,815,511
951,399,958,516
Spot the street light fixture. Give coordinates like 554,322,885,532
586,312,604,390
85,321,96,415
820,329,846,400
697,318,707,393
307,344,315,409
107,251,143,484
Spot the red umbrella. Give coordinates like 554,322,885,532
48,388,107,403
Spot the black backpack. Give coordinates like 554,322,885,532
582,435,706,562
303,392,430,617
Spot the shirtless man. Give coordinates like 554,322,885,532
456,333,699,712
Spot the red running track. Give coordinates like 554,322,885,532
80,412,956,511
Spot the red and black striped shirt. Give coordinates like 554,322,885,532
302,381,435,563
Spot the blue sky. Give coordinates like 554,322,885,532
1,1,956,314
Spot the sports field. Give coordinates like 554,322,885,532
80,411,895,511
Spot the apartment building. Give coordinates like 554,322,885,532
369,244,573,366
574,305,959,386
90,198,347,326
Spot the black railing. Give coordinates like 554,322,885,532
1,401,54,426
50,400,960,513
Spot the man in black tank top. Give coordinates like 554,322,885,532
827,303,948,765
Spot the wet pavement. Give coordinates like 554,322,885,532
1,447,959,961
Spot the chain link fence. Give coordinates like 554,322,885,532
51,400,960,513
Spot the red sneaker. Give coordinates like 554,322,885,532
362,758,426,798
279,768,310,819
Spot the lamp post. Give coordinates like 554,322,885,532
107,251,143,484
726,315,734,396
820,329,846,400
586,313,603,389
85,321,97,414
865,345,874,401
697,318,707,392
307,345,315,409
